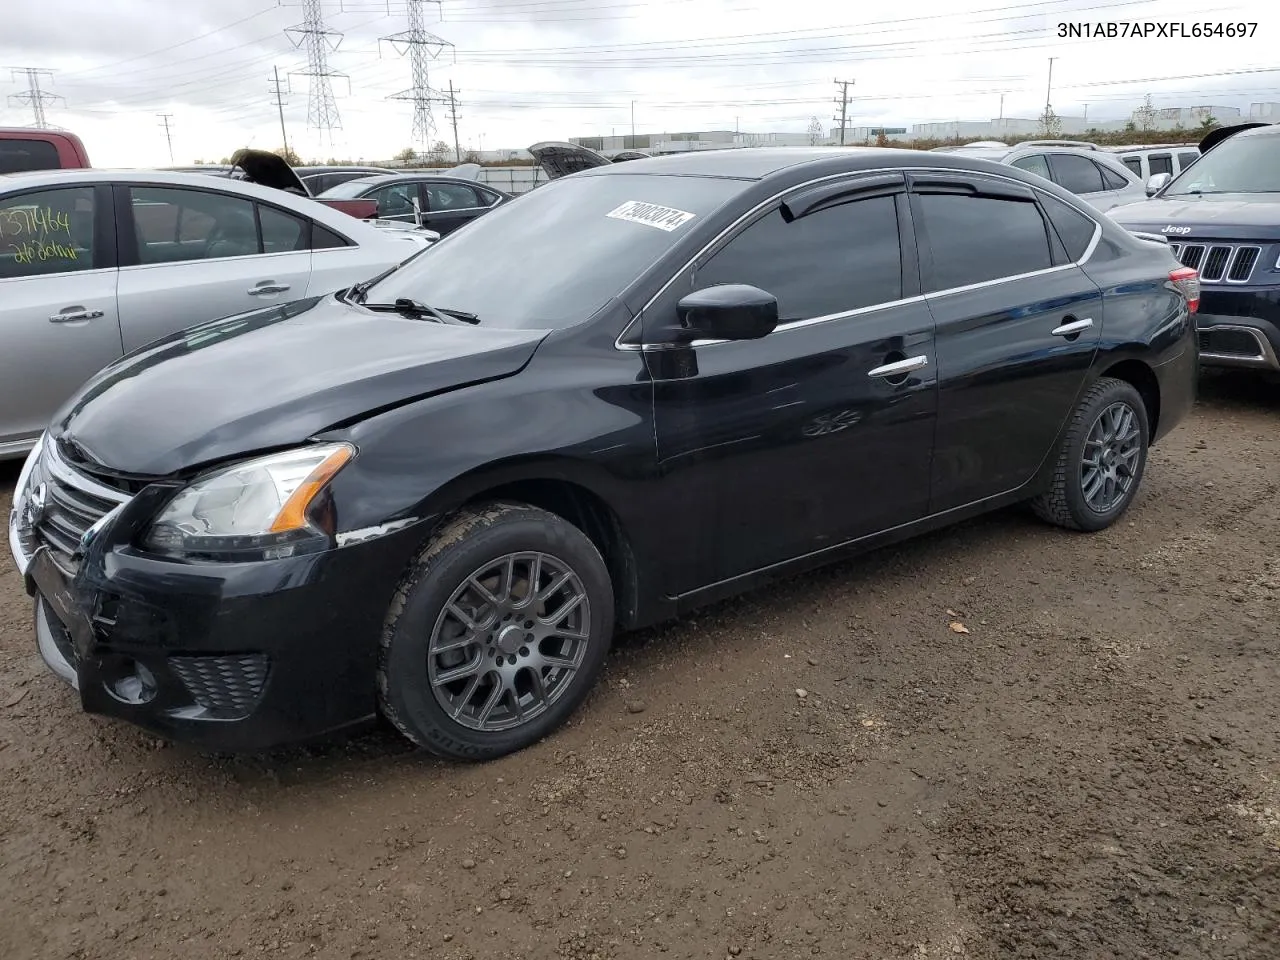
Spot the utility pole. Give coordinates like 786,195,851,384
380,0,453,148
446,79,461,162
7,67,62,127
833,78,854,146
156,113,175,163
270,66,291,157
1045,56,1057,114
630,100,635,145
999,93,1004,121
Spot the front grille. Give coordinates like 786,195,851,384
16,437,133,572
1200,328,1265,359
169,654,270,719
1168,242,1263,284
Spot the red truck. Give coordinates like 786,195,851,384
0,128,91,172
0,131,377,220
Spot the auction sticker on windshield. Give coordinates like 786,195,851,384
606,200,697,232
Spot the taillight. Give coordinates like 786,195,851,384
1169,266,1199,313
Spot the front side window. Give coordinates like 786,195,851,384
1148,154,1173,177
130,187,260,263
1121,156,1143,175
693,193,903,322
915,192,1053,292
1048,154,1105,194
1177,151,1199,170
0,186,97,279
1010,154,1051,180
367,182,419,218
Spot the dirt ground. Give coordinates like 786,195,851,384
0,373,1277,960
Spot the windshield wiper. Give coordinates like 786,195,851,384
359,298,480,324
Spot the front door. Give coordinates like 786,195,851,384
0,183,121,448
646,175,938,594
115,184,313,352
906,172,1103,512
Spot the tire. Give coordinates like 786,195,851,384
378,502,614,761
1031,377,1150,533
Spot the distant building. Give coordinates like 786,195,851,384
1249,102,1280,120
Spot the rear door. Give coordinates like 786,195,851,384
0,183,121,448
907,172,1103,513
114,184,314,352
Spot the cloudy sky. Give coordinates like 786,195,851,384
2,0,1276,165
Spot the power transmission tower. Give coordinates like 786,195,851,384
269,66,291,157
8,68,62,127
446,80,462,162
286,0,345,144
380,0,454,148
833,78,854,146
156,113,175,162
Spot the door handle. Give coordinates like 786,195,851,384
868,355,928,379
1051,317,1093,337
48,309,105,323
247,283,291,296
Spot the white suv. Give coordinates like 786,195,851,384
937,141,1147,212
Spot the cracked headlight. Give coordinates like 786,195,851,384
144,442,354,561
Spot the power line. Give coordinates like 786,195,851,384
380,0,454,147
7,67,63,127
286,0,345,143
157,113,175,162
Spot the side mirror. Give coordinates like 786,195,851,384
671,284,779,343
1146,172,1172,197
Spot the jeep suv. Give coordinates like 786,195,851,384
1109,122,1280,372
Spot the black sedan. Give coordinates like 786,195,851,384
8,147,1199,761
317,173,511,235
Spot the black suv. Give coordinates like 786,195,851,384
1110,122,1280,373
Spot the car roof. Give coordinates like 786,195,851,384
341,173,499,188
569,146,1050,181
0,167,397,237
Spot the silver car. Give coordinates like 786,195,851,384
936,141,1146,212
0,169,434,460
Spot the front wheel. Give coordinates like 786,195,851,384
1031,377,1150,532
378,502,615,761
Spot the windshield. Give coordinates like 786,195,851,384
317,178,387,198
360,173,746,328
1164,133,1280,195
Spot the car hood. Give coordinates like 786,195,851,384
1109,195,1280,241
528,141,612,179
229,148,310,195
51,296,548,476
1199,121,1272,153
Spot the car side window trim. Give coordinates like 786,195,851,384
618,166,1101,353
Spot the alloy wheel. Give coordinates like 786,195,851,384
1080,400,1142,514
426,551,591,732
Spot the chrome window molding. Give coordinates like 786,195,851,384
616,164,1103,353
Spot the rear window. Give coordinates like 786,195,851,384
0,138,61,174
1121,156,1142,175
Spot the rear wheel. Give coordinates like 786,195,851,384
378,502,614,761
1031,377,1150,532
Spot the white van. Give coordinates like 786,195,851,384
1109,145,1201,190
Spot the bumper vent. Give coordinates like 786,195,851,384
169,654,270,719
